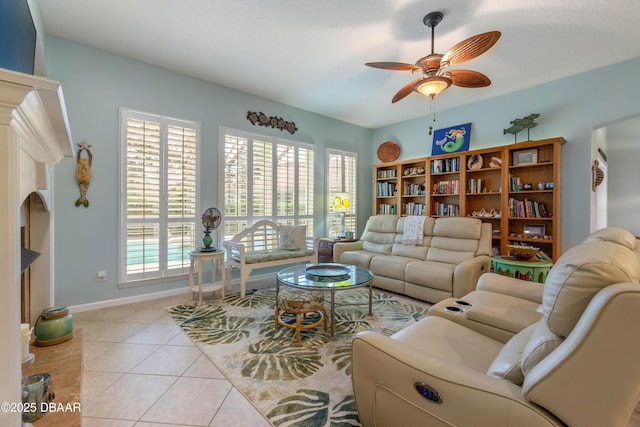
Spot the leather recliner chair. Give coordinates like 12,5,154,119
351,227,640,426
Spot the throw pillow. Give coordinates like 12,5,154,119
487,323,536,385
520,321,562,376
279,225,307,250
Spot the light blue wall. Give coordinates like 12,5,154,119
46,35,640,307
46,37,373,306
373,57,640,252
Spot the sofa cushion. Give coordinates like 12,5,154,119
278,225,307,250
370,255,415,281
237,248,314,264
464,290,542,334
433,217,482,240
405,260,455,292
392,316,503,372
520,320,562,375
339,250,378,269
487,323,536,385
360,215,397,255
391,243,429,260
426,217,482,264
542,239,640,337
582,226,637,250
362,241,393,255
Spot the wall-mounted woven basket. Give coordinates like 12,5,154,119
377,141,400,163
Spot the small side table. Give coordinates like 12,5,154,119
318,238,357,263
189,250,226,303
492,255,553,283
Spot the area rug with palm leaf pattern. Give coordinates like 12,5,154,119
166,287,430,426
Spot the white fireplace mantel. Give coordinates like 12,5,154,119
0,68,73,426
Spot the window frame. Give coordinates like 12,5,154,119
326,148,358,238
219,127,315,245
118,108,201,287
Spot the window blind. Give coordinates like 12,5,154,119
120,109,199,285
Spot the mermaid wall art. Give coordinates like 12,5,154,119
431,123,472,155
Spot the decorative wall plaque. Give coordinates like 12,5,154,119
247,111,297,134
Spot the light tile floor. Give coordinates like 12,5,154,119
76,292,273,427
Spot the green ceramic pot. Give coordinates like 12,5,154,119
34,306,73,346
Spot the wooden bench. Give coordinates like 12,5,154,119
223,220,319,297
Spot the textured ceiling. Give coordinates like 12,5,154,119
38,0,640,129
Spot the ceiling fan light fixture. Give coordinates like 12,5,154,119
415,76,452,98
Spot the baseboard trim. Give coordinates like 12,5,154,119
68,287,191,313
67,273,276,313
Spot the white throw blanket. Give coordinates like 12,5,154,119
402,216,424,245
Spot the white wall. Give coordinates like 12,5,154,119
605,115,640,235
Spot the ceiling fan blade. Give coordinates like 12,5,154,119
449,70,491,88
392,78,422,103
441,31,501,66
366,62,421,72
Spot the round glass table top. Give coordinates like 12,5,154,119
277,263,373,290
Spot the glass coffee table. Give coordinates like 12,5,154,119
276,263,374,338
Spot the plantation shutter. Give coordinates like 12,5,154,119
120,109,199,285
326,149,357,237
221,127,314,243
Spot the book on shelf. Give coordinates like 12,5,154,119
433,202,459,217
377,169,397,179
431,158,460,174
377,181,397,197
434,179,460,195
467,178,483,194
378,203,397,215
403,182,426,196
402,202,426,216
508,198,550,218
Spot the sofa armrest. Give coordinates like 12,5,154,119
352,331,555,427
452,255,492,298
476,272,544,304
333,240,363,263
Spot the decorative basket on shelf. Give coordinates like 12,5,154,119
507,244,540,260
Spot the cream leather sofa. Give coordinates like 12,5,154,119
333,215,491,303
428,227,640,343
352,227,640,427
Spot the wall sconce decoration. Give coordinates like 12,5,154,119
75,141,93,207
247,111,297,134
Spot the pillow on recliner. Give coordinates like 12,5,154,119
487,323,536,385
542,239,640,338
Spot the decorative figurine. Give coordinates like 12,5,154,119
503,113,540,142
75,142,93,207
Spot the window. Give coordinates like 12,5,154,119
221,127,314,247
326,148,357,238
119,109,200,286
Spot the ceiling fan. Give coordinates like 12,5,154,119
366,11,501,103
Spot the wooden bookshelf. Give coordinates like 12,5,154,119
372,137,565,261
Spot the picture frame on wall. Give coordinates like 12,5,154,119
431,123,472,155
513,148,538,166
